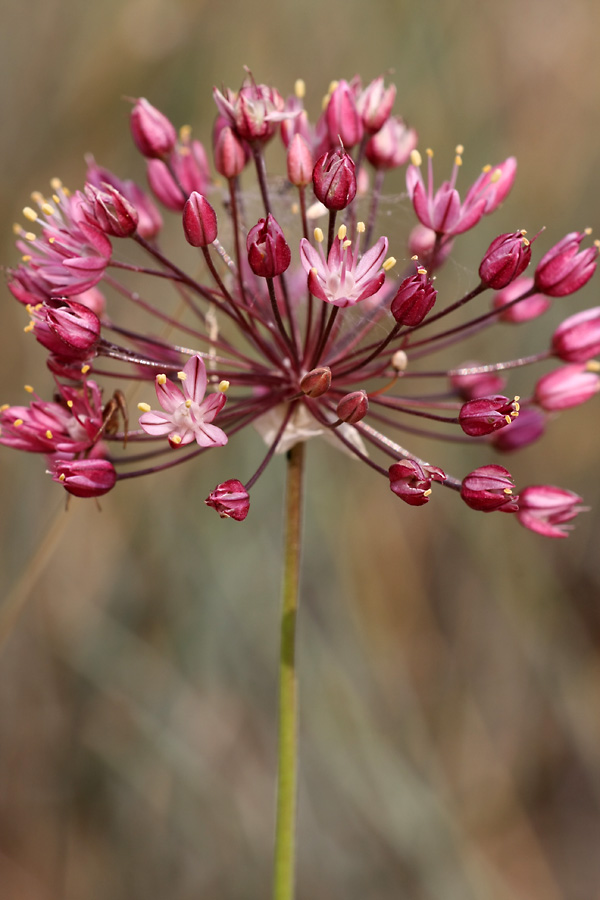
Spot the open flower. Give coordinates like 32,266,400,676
138,354,228,448
300,226,388,308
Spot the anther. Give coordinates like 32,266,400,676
50,178,63,191
455,144,464,155
314,227,324,243
24,232,37,242
410,149,422,167
383,257,396,271
45,430,53,439
14,419,23,427
157,374,167,385
218,380,230,393
185,399,192,408
177,370,187,381
171,434,182,444
357,221,365,233
337,224,347,240
23,207,38,222
24,385,34,393
81,365,91,375
179,124,192,141
137,402,151,412
425,148,434,158
41,203,55,216
295,79,306,99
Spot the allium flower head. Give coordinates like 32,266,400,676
1,72,597,537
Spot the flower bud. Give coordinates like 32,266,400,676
551,307,600,363
44,298,101,352
450,364,506,401
51,458,117,497
287,134,314,187
183,192,218,247
85,159,162,239
388,459,445,506
130,98,177,159
336,390,368,424
205,479,250,521
534,231,598,297
390,267,437,326
213,121,249,178
147,135,210,212
491,276,550,323
356,77,397,134
534,363,600,410
479,231,531,289
459,395,519,436
312,148,357,211
460,464,519,512
246,214,291,278
325,80,363,148
516,485,586,538
300,366,332,398
85,184,139,237
365,116,417,170
491,406,545,452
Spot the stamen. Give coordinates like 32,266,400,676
313,227,324,243
137,402,151,412
357,221,365,233
392,350,408,372
410,149,422,167
382,257,396,272
337,224,347,241
24,385,34,393
185,399,192,408
14,419,23,427
295,79,306,99
81,365,91,375
23,207,38,222
177,371,187,381
24,232,37,242
218,380,230,393
171,434,182,444
179,124,192,141
157,374,167,385
45,430,53,439
41,203,55,216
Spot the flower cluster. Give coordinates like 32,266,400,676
2,73,599,536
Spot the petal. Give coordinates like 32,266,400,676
299,238,323,275
197,391,227,423
182,354,207,404
355,236,388,280
138,410,174,435
195,423,228,447
155,376,184,413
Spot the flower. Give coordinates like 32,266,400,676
138,355,228,449
1,72,597,536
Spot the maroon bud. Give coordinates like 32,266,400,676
365,116,417,170
326,80,363,148
388,459,445,506
85,184,139,238
183,192,218,247
551,307,600,363
534,363,600,410
313,148,357,211
460,464,519,512
459,395,519,436
44,298,101,352
300,366,332,398
246,215,291,278
479,231,531,289
52,458,117,498
337,390,369,424
390,267,437,326
205,479,250,521
287,134,314,187
130,98,177,159
85,158,163,240
213,123,248,178
516,485,586,538
534,231,598,297
492,406,546,452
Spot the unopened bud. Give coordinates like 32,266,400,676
183,192,218,247
337,390,368,424
300,366,332,397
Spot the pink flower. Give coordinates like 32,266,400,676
213,79,286,143
205,479,250,521
535,363,600,411
51,458,117,498
516,485,587,538
491,276,550,323
389,459,445,506
461,465,519,513
300,229,388,308
138,354,228,448
534,231,598,297
551,307,600,363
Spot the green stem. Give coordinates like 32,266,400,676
273,441,305,900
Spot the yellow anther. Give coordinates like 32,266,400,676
52,194,61,205
23,322,34,333
328,80,339,94
157,373,167,385
382,257,396,271
417,266,427,275
59,473,66,482
0,404,8,412
13,223,22,235
490,168,501,183
171,434,182,444
66,400,73,408
504,415,512,425
45,430,53,439
595,239,600,249
179,124,192,142
357,221,365,233
24,232,37,242
411,254,419,261
21,255,32,263
290,202,299,215
295,79,306,99
14,419,23,427
48,236,55,244
313,227,324,243
522,237,530,247
455,144,464,155
31,191,44,204
185,399,192,408
23,207,38,222
310,266,318,276
455,155,463,167
337,224,347,240
391,350,408,372
586,360,600,372
24,385,34,393
482,164,492,173
177,370,187,381
425,148,434,158
584,227,592,236
514,395,521,403
410,149,422,167
424,488,432,497
342,239,352,249
81,364,91,374
41,203,55,216
218,380,230,393
50,177,63,191
137,402,151,412
503,488,513,495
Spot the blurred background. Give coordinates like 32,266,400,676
1,0,600,898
